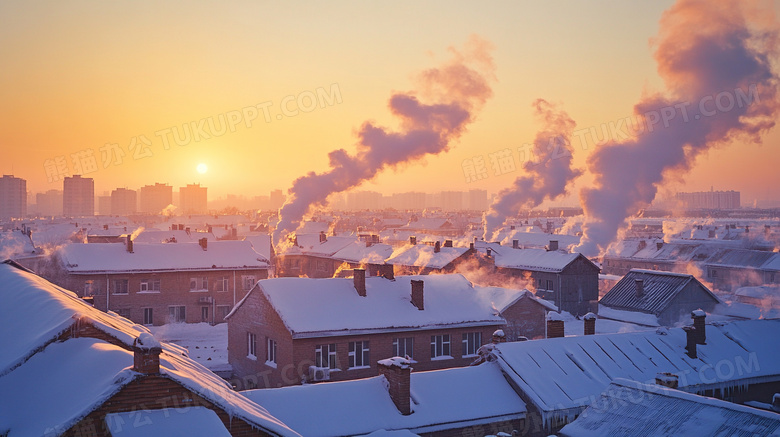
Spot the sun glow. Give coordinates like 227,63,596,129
196,163,208,174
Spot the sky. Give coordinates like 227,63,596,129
1,1,779,206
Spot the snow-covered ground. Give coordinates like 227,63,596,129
149,323,231,374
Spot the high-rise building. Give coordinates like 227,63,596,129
139,183,173,214
0,175,27,220
270,189,285,210
63,175,94,217
97,193,111,216
440,191,464,211
35,190,63,217
111,188,137,216
179,184,208,215
675,189,740,210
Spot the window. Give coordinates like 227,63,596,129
140,279,161,293
315,344,338,369
431,334,451,359
84,280,96,297
242,275,256,291
216,305,232,321
190,277,208,291
317,260,327,272
290,259,300,270
546,280,554,291
112,279,129,295
462,332,482,357
142,307,153,325
115,308,131,319
201,306,209,323
709,269,718,278
168,305,186,323
266,338,277,367
392,337,414,359
247,333,257,359
215,276,229,292
348,341,370,369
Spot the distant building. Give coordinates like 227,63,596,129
35,189,63,217
440,191,463,211
139,183,172,214
467,188,488,211
180,183,208,214
63,175,94,217
111,188,137,216
676,189,740,209
0,175,27,220
97,193,111,216
269,189,285,210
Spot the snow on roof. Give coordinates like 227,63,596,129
105,407,232,437
252,274,505,337
331,241,394,264
599,269,719,315
296,221,330,234
706,248,777,269
282,234,355,257
734,285,780,301
243,233,274,261
559,378,780,437
495,319,780,425
386,244,469,269
0,230,37,259
596,304,660,327
493,248,584,272
59,240,269,273
475,286,557,313
241,362,526,437
131,229,217,243
490,230,580,251
399,218,453,230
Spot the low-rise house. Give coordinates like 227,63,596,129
476,286,558,340
559,378,780,437
226,273,509,388
704,248,780,290
386,239,473,275
0,260,297,437
57,238,270,325
493,243,600,315
275,233,355,278
598,269,720,326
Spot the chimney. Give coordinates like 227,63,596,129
512,240,519,249
638,240,647,251
377,357,412,415
231,228,238,239
185,227,191,236
746,225,750,233
319,231,327,243
133,333,162,374
126,235,134,253
683,326,697,359
657,242,664,250
433,241,441,253
353,268,366,297
583,312,596,335
207,225,213,233
469,242,475,250
655,372,679,389
380,264,395,280
410,236,417,245
691,309,706,345
443,240,453,248
486,248,492,258
546,313,564,338
548,240,559,251
635,279,644,298
411,280,424,310
708,229,716,238
510,225,516,230
199,238,208,251
103,224,108,230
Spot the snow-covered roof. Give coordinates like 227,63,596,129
487,230,580,251
0,230,37,259
599,269,719,315
706,248,777,269
475,286,558,313
243,233,274,261
59,240,270,273
243,274,505,338
494,248,589,273
386,244,469,269
131,229,217,243
331,241,394,264
559,378,780,437
596,304,660,327
281,234,355,257
399,218,454,230
106,407,232,437
495,319,780,425
241,362,526,437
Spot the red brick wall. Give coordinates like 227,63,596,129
499,296,548,340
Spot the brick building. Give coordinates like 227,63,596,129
57,238,270,325
386,238,474,275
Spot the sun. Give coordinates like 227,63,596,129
196,163,208,174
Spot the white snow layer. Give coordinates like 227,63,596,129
105,407,232,437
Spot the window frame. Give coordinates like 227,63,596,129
112,278,129,295
430,334,452,359
140,278,161,293
189,277,208,292
315,343,338,370
348,341,370,369
266,338,277,368
215,276,229,292
462,332,482,357
142,307,153,325
392,337,414,360
168,305,186,323
247,332,257,359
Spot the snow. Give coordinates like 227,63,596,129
283,234,355,257
547,311,563,321
597,304,661,327
378,356,412,369
475,286,558,312
242,233,274,261
241,362,526,437
131,229,217,244
105,407,232,437
149,323,230,373
560,311,653,336
253,274,505,337
386,244,469,270
0,230,37,259
494,248,582,272
59,240,270,273
692,308,706,317
135,332,161,349
332,241,394,264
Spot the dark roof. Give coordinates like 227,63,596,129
705,248,776,269
599,269,717,315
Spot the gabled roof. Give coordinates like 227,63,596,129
330,241,393,264
476,286,558,313
559,379,780,437
386,244,469,269
131,229,216,243
495,319,780,426
59,240,270,273
399,218,453,230
241,362,526,437
599,269,719,315
494,248,593,273
234,274,504,338
280,234,355,257
706,248,777,269
0,230,37,258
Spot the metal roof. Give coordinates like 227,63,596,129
705,248,777,269
599,269,716,315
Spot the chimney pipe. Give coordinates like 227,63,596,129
353,268,366,297
319,231,327,243
655,372,679,389
103,224,108,230
126,235,134,253
486,248,492,258
657,242,664,250
443,240,453,248
583,312,596,335
683,326,697,359
199,238,207,251
410,236,417,245
377,357,412,415
512,240,519,249
510,225,515,230
635,279,644,298
411,280,424,310
469,242,475,250
434,241,441,253
133,333,161,374
691,309,706,345
708,229,716,238
548,240,559,251
546,312,564,338
380,264,395,280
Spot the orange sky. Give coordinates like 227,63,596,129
1,1,779,206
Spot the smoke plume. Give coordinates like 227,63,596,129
483,99,581,240
575,0,780,256
273,35,495,246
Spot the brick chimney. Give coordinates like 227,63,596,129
433,241,441,253
469,242,475,250
635,279,644,298
655,372,679,389
683,326,697,359
354,268,366,297
377,357,412,415
657,241,664,250
410,236,417,245
380,264,395,280
546,312,564,338
583,312,596,335
133,333,162,374
691,309,706,345
512,240,519,249
548,240,559,251
486,248,492,258
199,238,208,251
411,280,424,310
443,240,453,248
126,235,134,253
319,231,327,243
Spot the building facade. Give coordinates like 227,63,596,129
139,183,173,214
0,175,26,220
111,188,137,216
63,175,94,217
180,183,208,215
